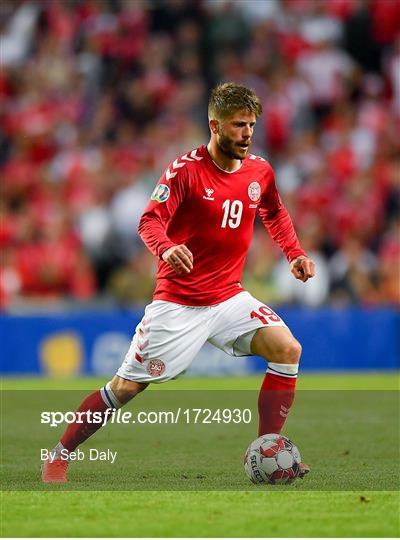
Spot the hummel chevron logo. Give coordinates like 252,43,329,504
280,405,290,418
203,188,214,201
165,149,203,180
249,154,266,161
189,149,203,161
166,169,177,180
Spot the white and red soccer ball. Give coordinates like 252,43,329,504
244,434,301,485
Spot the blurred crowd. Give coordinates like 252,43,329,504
1,0,399,309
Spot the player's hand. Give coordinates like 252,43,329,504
290,256,315,283
162,244,193,274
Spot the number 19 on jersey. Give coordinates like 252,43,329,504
221,199,243,229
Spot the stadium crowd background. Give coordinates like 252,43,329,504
1,0,399,310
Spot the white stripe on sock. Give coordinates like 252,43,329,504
101,382,122,409
100,387,114,409
266,362,298,378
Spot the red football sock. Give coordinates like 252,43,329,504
60,387,117,453
258,371,297,436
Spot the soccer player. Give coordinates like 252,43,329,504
42,83,315,482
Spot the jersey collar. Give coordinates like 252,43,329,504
204,145,244,174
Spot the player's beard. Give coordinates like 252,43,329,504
217,132,250,160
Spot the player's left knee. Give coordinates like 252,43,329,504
288,340,302,363
270,339,302,365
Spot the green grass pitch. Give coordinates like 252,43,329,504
1,373,399,537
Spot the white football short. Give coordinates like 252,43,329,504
117,291,287,383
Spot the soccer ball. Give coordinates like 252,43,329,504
244,433,301,485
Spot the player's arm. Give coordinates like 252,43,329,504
258,168,315,283
138,166,193,274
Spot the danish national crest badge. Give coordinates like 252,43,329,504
248,182,261,202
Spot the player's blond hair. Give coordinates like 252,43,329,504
208,82,262,121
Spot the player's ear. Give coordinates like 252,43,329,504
209,119,219,135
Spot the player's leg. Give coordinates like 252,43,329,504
208,292,309,476
60,377,148,452
42,378,148,483
250,325,301,436
208,292,300,435
251,326,310,477
43,300,210,482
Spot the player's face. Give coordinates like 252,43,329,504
217,110,256,160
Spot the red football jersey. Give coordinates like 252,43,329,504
138,145,306,306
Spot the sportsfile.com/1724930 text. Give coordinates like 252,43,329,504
40,408,252,427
